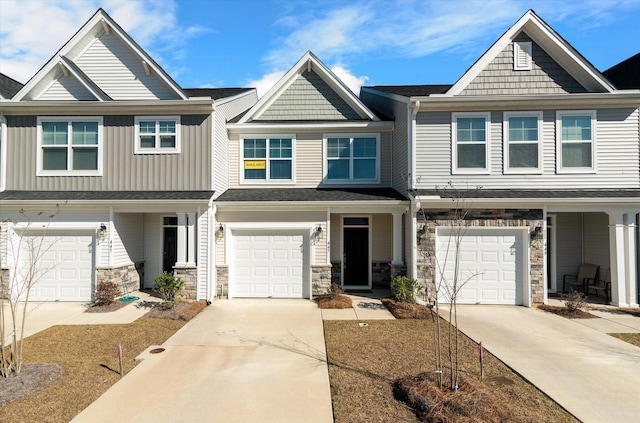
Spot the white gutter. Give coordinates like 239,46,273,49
0,112,6,192
227,121,394,132
0,99,214,115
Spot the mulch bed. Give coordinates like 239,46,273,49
0,363,64,406
615,308,640,318
84,301,128,313
316,294,353,309
143,300,208,321
537,304,598,319
381,298,434,319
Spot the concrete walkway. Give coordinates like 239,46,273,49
72,299,333,423
320,294,395,320
450,305,640,423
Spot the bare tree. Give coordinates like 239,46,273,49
1,205,62,378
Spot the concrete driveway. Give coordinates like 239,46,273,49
451,306,640,423
72,299,333,423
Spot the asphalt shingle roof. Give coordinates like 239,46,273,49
216,188,408,202
363,85,453,97
603,53,640,89
0,73,24,99
0,191,215,201
183,88,254,100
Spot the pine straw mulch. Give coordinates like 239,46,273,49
536,304,598,319
143,300,208,320
381,298,434,319
315,294,353,309
84,300,128,313
0,301,207,423
324,319,578,423
609,333,640,348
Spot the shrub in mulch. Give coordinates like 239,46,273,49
316,294,353,309
537,304,598,319
381,298,434,319
143,300,207,321
85,300,128,313
394,371,513,423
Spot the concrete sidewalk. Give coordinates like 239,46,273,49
72,299,333,423
450,306,640,423
320,293,395,320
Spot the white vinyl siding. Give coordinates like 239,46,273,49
37,116,103,176
38,75,98,101
503,111,542,173
452,112,491,174
112,213,144,266
197,210,209,300
134,116,181,154
556,110,596,173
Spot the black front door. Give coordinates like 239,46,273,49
343,226,369,287
163,227,177,273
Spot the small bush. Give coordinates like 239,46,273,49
153,272,184,309
94,281,120,306
564,290,588,312
328,282,344,297
391,276,421,304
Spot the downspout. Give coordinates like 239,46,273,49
410,196,420,280
0,112,7,192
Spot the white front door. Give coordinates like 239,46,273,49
20,231,94,301
231,231,306,298
436,228,525,305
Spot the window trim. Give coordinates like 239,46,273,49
555,110,597,174
134,115,181,154
322,133,381,184
503,111,543,174
36,116,103,176
239,134,296,184
452,112,491,175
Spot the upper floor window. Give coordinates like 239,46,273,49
134,116,180,154
452,112,490,174
241,136,294,182
37,117,102,176
504,111,542,173
556,111,596,173
324,134,379,183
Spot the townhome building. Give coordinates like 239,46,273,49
361,10,640,307
0,9,257,301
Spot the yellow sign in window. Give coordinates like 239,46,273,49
244,160,266,170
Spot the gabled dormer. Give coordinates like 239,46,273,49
446,9,616,96
12,8,187,102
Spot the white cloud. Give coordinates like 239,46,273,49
0,0,208,83
330,65,369,96
246,71,286,98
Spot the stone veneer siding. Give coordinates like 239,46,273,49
96,263,141,297
216,265,229,298
173,267,197,299
416,209,544,304
312,265,332,296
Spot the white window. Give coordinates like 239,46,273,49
556,111,596,173
323,134,379,183
37,116,102,175
503,111,542,173
134,116,180,154
241,135,295,183
452,112,490,174
514,41,532,71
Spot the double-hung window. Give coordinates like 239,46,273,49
242,136,294,182
452,112,490,173
324,134,379,183
556,111,596,172
134,116,180,154
504,111,542,173
37,117,102,175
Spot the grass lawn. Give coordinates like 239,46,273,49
609,333,640,348
0,317,186,422
324,319,579,423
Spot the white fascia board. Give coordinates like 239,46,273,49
214,200,409,211
0,199,211,211
414,196,640,209
447,10,614,96
227,120,394,133
0,99,213,115
57,56,107,101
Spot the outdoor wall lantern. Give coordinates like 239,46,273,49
99,223,107,234
530,225,543,241
314,225,323,238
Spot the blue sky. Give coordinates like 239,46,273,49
1,0,639,97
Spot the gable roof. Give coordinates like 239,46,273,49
238,51,379,123
603,53,640,90
12,8,187,101
0,73,24,99
447,9,615,95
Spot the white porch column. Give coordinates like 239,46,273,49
187,212,196,266
607,212,627,307
392,212,404,266
175,213,187,267
623,213,638,307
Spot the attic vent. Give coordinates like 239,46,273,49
513,41,532,71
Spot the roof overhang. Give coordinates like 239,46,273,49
0,99,214,115
215,200,408,212
227,120,394,133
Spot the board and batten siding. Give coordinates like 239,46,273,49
257,70,360,121
228,130,392,188
112,213,144,266
414,108,639,190
5,114,212,191
73,34,179,100
460,32,589,96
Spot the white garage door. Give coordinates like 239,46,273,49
232,231,305,298
22,232,94,301
436,228,524,305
